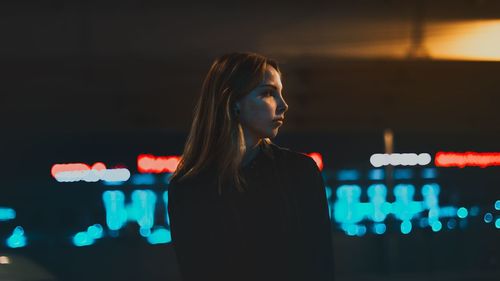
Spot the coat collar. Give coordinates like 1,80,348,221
260,139,275,161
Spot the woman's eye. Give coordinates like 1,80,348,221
262,90,273,97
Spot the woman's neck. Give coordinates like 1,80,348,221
242,135,262,167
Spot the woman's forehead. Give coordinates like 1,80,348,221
260,65,282,89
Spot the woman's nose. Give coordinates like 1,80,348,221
278,98,289,114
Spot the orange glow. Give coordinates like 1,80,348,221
435,152,500,168
306,152,324,171
265,19,500,61
427,20,500,61
137,154,181,173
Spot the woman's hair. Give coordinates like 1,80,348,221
170,52,281,195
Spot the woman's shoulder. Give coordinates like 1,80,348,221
268,142,319,172
168,168,217,195
268,142,324,194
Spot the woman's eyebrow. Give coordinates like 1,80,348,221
258,84,280,91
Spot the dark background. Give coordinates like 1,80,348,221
1,1,499,280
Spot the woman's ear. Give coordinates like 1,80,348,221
234,102,240,115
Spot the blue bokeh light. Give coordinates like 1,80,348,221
373,223,386,235
334,185,363,224
102,190,127,231
164,191,170,226
393,184,421,221
457,207,468,219
73,232,94,247
131,190,157,230
431,221,442,232
6,226,27,248
147,227,172,244
469,206,480,216
367,184,389,222
347,224,358,236
421,168,437,179
400,220,412,234
419,218,428,228
459,219,468,229
140,227,151,237
164,173,173,184
0,207,16,221
356,225,367,237
368,169,384,180
447,219,457,229
394,169,413,180
131,174,155,185
484,213,493,223
103,181,124,186
87,224,104,239
337,169,360,181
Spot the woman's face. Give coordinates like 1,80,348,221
236,65,289,142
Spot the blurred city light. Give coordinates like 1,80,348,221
73,232,94,247
427,20,500,61
6,226,27,248
137,154,180,173
52,161,130,183
147,227,172,244
0,256,10,264
337,169,360,181
370,153,431,167
435,152,500,168
306,152,324,171
0,207,16,221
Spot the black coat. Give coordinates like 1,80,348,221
167,141,335,281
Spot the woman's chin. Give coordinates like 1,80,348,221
266,128,280,138
254,127,280,139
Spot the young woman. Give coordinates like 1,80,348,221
167,52,334,281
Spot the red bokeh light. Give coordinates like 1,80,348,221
137,154,181,173
435,151,500,168
51,163,90,178
306,152,324,171
91,162,107,171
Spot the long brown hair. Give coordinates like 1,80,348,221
170,52,281,195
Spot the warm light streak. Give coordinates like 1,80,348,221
435,152,500,168
137,154,181,173
51,162,107,178
427,20,500,61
